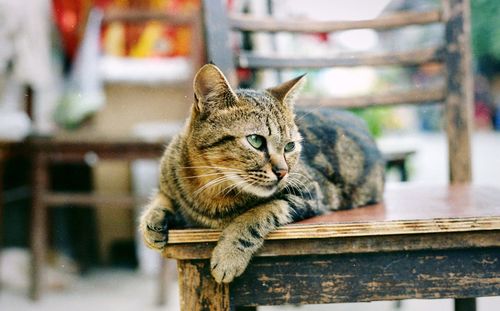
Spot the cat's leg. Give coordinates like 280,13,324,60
139,191,175,250
210,199,292,283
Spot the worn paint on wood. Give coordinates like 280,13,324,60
178,260,231,311
230,248,500,306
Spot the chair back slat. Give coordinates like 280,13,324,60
298,87,446,109
238,47,445,69
230,10,443,33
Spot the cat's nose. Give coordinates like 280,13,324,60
272,168,288,181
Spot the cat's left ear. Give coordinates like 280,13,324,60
266,74,306,107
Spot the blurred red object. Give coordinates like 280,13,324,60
52,0,111,60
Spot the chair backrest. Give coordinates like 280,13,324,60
201,0,473,184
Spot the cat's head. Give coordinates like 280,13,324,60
185,64,305,198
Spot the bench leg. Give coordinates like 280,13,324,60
177,260,230,311
454,298,476,311
30,153,48,300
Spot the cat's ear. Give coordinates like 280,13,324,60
193,64,238,113
266,74,306,106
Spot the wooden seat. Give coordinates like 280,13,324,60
160,0,500,310
165,185,500,310
28,8,203,300
166,184,500,301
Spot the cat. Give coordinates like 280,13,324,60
140,64,384,283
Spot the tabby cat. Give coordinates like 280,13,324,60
140,64,384,283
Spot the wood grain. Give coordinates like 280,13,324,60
165,184,500,244
164,230,500,260
230,248,500,305
178,260,230,311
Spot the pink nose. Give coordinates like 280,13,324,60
273,168,288,180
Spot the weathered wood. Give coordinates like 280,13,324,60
178,260,230,311
297,87,445,108
167,217,500,245
164,230,500,260
444,0,473,183
164,184,500,244
230,10,442,33
229,248,500,306
237,47,444,69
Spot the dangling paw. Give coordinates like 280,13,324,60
210,239,252,283
140,208,169,250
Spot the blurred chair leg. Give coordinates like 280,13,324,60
455,298,476,311
156,255,168,306
30,152,48,300
0,155,4,291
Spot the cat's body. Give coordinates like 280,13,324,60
140,64,384,283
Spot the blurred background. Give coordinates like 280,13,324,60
0,0,499,310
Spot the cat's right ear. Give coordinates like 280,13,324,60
193,64,238,114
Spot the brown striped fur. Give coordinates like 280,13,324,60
140,64,384,283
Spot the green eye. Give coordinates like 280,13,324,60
247,134,265,150
284,142,296,152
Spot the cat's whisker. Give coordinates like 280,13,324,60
289,172,314,184
219,178,248,198
285,178,306,201
193,175,233,197
284,182,300,198
179,165,244,173
295,105,326,122
289,177,313,200
180,172,228,179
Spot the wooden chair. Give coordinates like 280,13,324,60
161,0,500,310
29,8,203,300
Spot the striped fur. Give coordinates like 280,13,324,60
140,64,384,283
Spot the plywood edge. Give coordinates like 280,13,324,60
166,216,500,244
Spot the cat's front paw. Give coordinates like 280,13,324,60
140,208,169,250
210,241,252,283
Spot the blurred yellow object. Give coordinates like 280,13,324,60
103,22,126,56
130,22,166,58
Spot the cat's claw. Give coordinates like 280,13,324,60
210,241,251,283
140,208,169,250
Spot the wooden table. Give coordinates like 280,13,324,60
29,136,166,300
163,184,500,310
